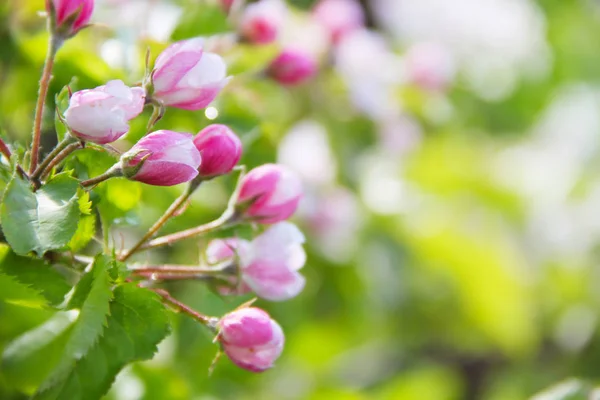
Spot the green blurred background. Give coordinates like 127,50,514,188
3,0,600,399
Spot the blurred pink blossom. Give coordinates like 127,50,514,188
239,0,287,45
313,0,364,43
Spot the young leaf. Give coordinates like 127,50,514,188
0,173,81,256
33,284,171,400
0,244,70,306
55,78,78,142
68,215,95,252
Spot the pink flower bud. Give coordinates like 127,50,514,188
237,164,302,223
239,0,286,45
121,130,202,186
193,124,242,178
51,0,94,35
207,222,306,301
267,50,318,86
219,307,284,372
313,0,364,43
64,80,145,144
151,38,229,111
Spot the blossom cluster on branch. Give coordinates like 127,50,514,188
0,0,335,378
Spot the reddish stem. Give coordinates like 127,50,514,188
151,288,218,328
30,34,60,174
0,137,11,160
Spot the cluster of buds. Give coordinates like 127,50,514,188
30,0,310,375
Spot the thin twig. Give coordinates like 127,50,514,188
119,181,201,261
80,164,122,188
139,210,238,252
151,288,218,328
136,167,247,253
130,262,233,275
39,142,82,180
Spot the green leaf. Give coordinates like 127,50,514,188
33,284,171,400
531,379,597,400
171,3,230,40
38,255,113,392
54,78,77,142
0,173,81,256
64,255,113,358
2,311,76,393
0,273,48,308
68,215,95,252
0,244,70,306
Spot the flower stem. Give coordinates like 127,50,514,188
29,33,61,175
139,210,239,252
130,261,234,275
135,271,227,281
135,167,246,253
151,288,218,328
31,136,79,182
40,142,82,180
119,180,202,262
80,164,122,188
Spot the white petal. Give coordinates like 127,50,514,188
182,52,227,88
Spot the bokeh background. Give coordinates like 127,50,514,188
2,0,600,399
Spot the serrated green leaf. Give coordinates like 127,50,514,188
68,215,95,252
77,190,92,214
64,255,113,358
0,273,48,308
2,311,76,393
38,255,113,392
0,173,81,256
34,284,171,400
0,244,70,306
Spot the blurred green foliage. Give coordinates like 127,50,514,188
2,0,600,399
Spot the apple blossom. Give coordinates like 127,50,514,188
206,222,306,301
313,0,364,43
193,124,242,178
151,38,229,111
237,164,302,223
267,49,318,86
219,307,284,372
51,0,94,35
64,80,145,144
239,0,286,45
121,130,201,186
